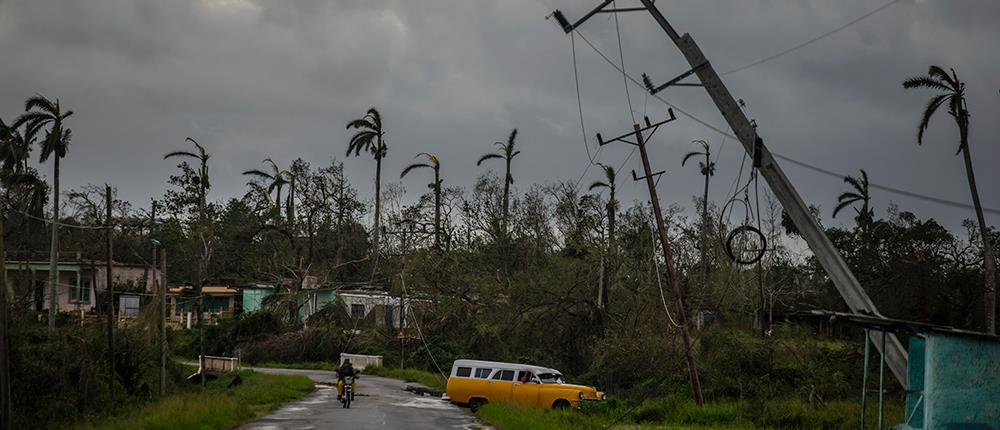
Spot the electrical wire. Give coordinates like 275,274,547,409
719,0,906,76
399,273,447,379
649,214,681,328
611,0,636,124
571,28,1000,217
571,32,598,165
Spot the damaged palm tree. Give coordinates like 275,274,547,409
903,66,997,334
163,137,211,388
401,153,443,251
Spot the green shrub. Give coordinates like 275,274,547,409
75,370,314,430
9,310,185,429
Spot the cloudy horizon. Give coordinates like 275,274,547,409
2,0,998,234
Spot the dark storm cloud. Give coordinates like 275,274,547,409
0,0,997,232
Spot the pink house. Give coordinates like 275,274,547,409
3,256,162,314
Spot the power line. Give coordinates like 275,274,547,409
720,0,905,76
773,153,1000,216
571,28,1000,217
611,0,636,124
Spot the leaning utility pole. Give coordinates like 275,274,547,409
597,112,704,405
0,214,11,430
597,109,705,405
105,185,115,388
551,0,908,385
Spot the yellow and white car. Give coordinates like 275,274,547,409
444,359,605,411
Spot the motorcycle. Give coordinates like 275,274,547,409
341,376,355,408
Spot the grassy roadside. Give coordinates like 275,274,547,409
73,370,314,430
477,396,904,430
252,361,448,391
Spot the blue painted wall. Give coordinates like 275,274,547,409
242,287,274,313
907,334,1000,429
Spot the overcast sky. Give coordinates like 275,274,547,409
1,0,997,232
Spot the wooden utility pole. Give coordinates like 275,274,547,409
0,214,11,430
105,185,115,388
385,215,421,369
550,0,907,386
596,114,704,405
160,248,167,396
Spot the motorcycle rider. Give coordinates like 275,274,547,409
337,359,357,401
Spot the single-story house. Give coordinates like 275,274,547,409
338,284,408,329
167,285,239,326
240,283,276,314
3,253,161,315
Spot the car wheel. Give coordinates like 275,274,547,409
468,398,487,413
552,399,571,409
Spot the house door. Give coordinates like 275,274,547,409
34,280,45,312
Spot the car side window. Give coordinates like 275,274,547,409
476,368,492,379
517,371,534,383
456,367,472,377
499,370,515,381
491,370,504,380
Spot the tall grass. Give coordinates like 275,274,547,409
74,370,314,430
478,396,904,430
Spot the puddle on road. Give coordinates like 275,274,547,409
392,397,462,411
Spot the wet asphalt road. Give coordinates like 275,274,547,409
242,367,487,430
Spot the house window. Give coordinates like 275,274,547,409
68,276,80,303
351,304,365,320
78,278,92,304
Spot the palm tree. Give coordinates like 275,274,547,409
477,129,520,236
163,137,211,387
13,95,73,330
0,132,44,424
904,65,997,334
589,163,617,316
0,118,35,174
401,153,442,250
243,158,293,224
346,108,387,262
682,140,715,289
832,169,873,227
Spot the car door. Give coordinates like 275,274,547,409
510,371,541,407
486,369,515,402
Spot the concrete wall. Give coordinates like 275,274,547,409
242,288,274,313
909,334,1000,429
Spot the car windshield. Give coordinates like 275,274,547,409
537,373,564,384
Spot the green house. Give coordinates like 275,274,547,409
241,283,275,313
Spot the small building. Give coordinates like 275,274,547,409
167,285,239,326
301,287,338,322
240,283,276,314
3,253,161,315
338,284,407,329
794,311,1000,429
